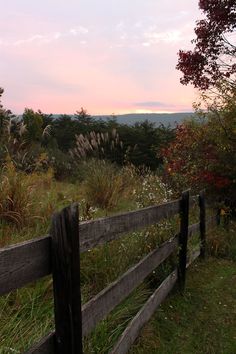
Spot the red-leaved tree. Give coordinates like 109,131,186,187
177,0,236,90
162,92,236,205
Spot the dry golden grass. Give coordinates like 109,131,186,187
81,159,137,210
0,160,53,228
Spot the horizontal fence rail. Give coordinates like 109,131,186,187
0,199,182,296
79,199,181,252
1,197,201,296
24,241,203,354
25,332,54,354
82,235,178,337
1,191,220,354
0,236,51,296
110,269,178,354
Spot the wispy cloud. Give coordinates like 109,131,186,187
0,26,89,47
144,30,182,44
110,22,194,49
1,0,198,114
116,21,125,31
135,101,174,108
69,26,89,35
14,32,62,46
0,20,193,50
141,25,193,47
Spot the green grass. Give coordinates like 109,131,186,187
0,203,177,353
1,164,236,353
83,284,153,353
130,257,236,354
0,279,54,354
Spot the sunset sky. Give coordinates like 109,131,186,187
1,1,201,115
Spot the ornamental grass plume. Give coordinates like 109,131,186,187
72,129,123,160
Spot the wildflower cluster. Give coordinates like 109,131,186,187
134,173,172,209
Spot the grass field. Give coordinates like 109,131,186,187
1,163,236,353
130,257,236,354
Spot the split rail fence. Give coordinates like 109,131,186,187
0,190,219,354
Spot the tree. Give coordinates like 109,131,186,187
0,87,14,138
53,115,78,151
22,108,44,143
117,121,174,169
0,87,18,165
162,94,236,205
177,0,236,91
74,107,95,126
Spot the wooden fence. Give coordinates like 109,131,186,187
0,190,218,354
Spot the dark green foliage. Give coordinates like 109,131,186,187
0,88,13,129
47,147,75,180
0,87,15,142
36,113,175,174
22,108,44,144
0,87,176,178
52,115,78,151
118,121,174,169
74,107,96,126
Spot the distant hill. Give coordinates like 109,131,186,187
94,112,195,127
48,112,195,127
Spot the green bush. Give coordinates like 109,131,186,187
81,159,133,210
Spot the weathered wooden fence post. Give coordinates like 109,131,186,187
51,203,83,354
216,206,221,226
199,190,206,259
178,190,190,292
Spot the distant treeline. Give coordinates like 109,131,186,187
48,110,175,167
0,104,176,179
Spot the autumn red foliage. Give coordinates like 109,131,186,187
177,0,236,90
162,109,236,202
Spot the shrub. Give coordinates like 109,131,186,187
162,90,236,206
207,219,236,261
0,159,53,227
47,148,75,180
0,161,32,227
81,159,133,210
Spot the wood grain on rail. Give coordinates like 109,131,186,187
0,236,51,296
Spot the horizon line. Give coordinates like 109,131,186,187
14,110,194,116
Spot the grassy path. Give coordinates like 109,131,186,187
130,258,236,354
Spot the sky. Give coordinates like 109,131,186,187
0,1,201,115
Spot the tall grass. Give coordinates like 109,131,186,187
81,159,136,210
1,164,210,353
0,167,179,352
72,129,123,160
207,219,236,261
0,160,54,227
0,161,33,227
0,279,54,354
83,285,152,354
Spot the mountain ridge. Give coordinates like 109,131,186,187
94,112,195,126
